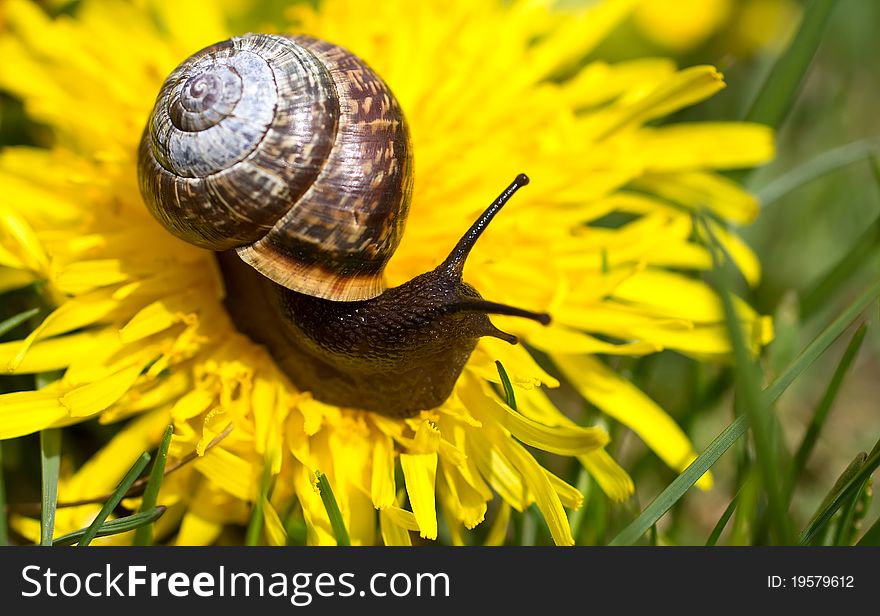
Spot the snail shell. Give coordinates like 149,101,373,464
138,33,413,301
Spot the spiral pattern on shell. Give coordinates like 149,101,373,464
138,33,413,301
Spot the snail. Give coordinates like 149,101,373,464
137,33,550,418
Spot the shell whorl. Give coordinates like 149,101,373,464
138,33,413,301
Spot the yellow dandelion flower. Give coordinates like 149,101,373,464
0,0,774,545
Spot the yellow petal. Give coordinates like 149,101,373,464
53,259,131,295
399,452,439,540
61,362,148,418
465,426,527,510
637,123,775,172
370,429,396,509
440,463,488,529
63,409,170,498
0,266,34,292
459,374,608,454
193,446,258,502
635,170,759,224
562,58,676,109
525,0,637,81
612,268,760,324
483,502,512,546
0,387,73,439
380,508,413,546
589,66,726,140
263,498,288,546
578,449,635,502
176,512,223,546
554,354,712,490
494,434,574,546
0,330,102,374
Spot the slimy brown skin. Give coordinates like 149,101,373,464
219,252,498,417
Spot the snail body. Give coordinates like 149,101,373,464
138,34,548,417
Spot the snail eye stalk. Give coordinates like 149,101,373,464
441,173,551,336
442,173,530,275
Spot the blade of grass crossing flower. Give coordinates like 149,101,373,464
40,429,61,546
0,307,40,337
495,361,517,410
245,461,272,546
744,0,836,128
702,217,793,544
788,324,867,499
0,443,6,545
611,279,880,546
610,415,749,546
314,470,350,546
133,425,173,546
53,508,166,547
78,452,151,546
799,440,880,545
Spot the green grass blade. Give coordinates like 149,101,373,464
0,307,40,337
744,0,836,128
132,425,173,546
706,487,742,546
789,324,867,497
799,441,880,545
856,512,880,546
77,452,151,546
566,467,591,542
39,429,61,546
0,443,7,545
610,415,749,546
762,279,880,406
53,507,167,547
245,462,273,546
755,137,880,206
495,360,517,410
314,470,350,546
701,217,792,543
610,279,880,546
832,480,867,546
800,213,880,320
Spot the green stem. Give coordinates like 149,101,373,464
78,453,151,546
40,429,61,546
133,425,174,546
314,470,350,546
